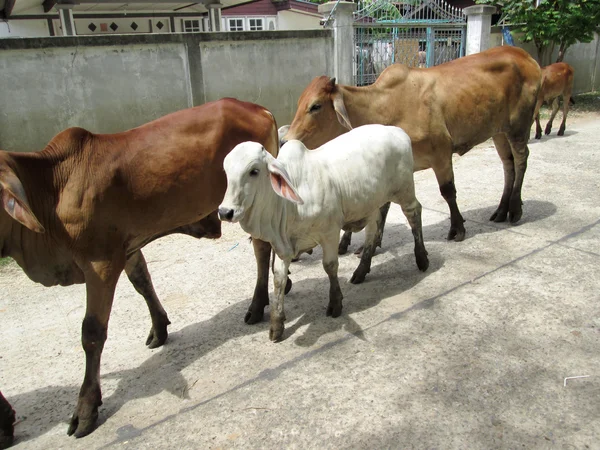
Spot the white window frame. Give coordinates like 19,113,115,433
183,19,201,32
248,18,264,31
228,18,244,31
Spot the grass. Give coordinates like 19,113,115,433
0,257,13,269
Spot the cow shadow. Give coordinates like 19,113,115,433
337,200,557,249
7,243,441,443
528,130,579,144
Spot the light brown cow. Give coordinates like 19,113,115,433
0,98,280,438
533,62,575,139
283,46,541,247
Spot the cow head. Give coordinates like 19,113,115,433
219,142,303,224
0,155,45,244
283,76,352,149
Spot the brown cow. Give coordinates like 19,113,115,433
0,98,280,438
283,46,541,248
533,62,575,139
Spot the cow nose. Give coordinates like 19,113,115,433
218,207,234,222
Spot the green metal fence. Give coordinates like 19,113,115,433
353,0,466,85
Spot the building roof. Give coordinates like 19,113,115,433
1,0,254,18
222,0,318,17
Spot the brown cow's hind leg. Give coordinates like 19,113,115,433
322,233,344,316
507,136,529,223
68,257,124,438
124,250,171,349
490,134,515,222
350,210,380,284
545,98,560,135
558,94,571,136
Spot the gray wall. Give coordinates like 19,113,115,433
491,29,600,94
0,31,333,152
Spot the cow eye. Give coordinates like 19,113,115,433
249,168,259,177
309,103,321,113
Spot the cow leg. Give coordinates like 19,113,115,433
545,98,560,135
338,230,352,255
68,257,124,438
558,94,571,136
352,202,391,256
322,233,344,316
507,136,529,223
246,239,280,325
433,158,466,241
534,97,544,140
396,186,429,272
0,391,15,449
490,133,515,223
351,211,380,284
269,255,291,342
124,250,171,349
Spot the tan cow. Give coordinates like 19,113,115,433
533,62,575,139
0,98,280,438
283,46,541,246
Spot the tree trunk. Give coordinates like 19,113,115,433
556,42,568,62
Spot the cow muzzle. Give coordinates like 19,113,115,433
218,207,235,222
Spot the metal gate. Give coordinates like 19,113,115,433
354,0,467,86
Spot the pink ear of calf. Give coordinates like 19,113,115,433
1,190,45,233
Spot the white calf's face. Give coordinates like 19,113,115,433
219,142,267,223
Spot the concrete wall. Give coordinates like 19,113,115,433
0,30,333,152
491,29,600,94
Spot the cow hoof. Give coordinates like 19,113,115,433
557,128,565,136
338,244,349,255
326,303,342,318
509,210,522,223
269,324,285,342
489,210,507,223
244,309,264,325
67,409,99,438
534,133,542,140
447,225,466,241
350,266,369,284
0,432,13,449
145,324,169,349
416,253,429,272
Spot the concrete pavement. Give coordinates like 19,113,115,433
1,118,599,449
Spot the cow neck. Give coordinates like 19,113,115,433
340,84,389,126
243,176,295,260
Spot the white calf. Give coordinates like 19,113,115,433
219,124,429,341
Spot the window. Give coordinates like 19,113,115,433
249,18,263,31
228,18,244,31
183,19,201,33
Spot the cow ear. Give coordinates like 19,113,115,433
0,172,45,233
267,161,304,205
331,89,352,130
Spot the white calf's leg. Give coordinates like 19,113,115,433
270,255,290,342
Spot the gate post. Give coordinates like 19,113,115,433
319,1,357,85
463,5,496,55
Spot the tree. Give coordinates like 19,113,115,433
477,0,600,64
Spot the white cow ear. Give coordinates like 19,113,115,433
267,161,304,205
332,89,352,130
0,171,45,233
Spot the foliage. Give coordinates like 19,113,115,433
477,0,600,63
